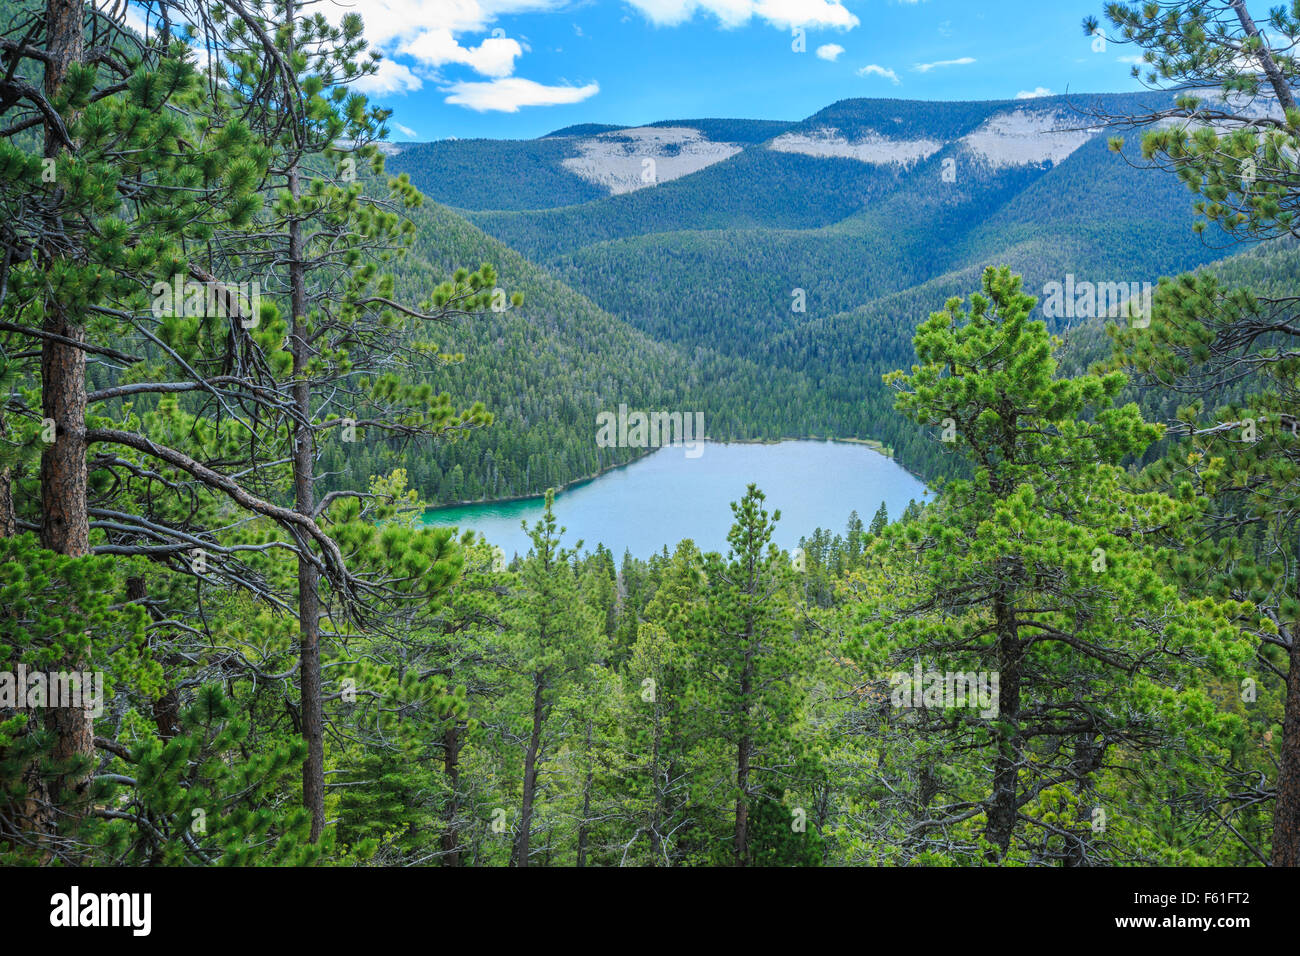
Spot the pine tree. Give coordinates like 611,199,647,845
858,266,1251,862
684,485,811,865
190,0,512,840
505,491,603,865
868,501,888,536
1091,0,1300,864
0,0,283,856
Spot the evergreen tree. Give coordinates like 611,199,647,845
1091,0,1300,864
868,501,888,536
504,491,603,865
857,266,1250,862
686,485,812,865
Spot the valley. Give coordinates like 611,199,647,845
337,91,1247,508
4,0,1297,880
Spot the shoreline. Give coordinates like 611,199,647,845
422,435,924,517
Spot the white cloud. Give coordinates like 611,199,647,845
351,58,424,95
399,28,523,77
1015,87,1053,99
1117,55,1146,65
913,56,976,73
625,1,858,29
816,43,845,61
394,122,421,139
351,1,569,47
319,2,596,113
857,64,900,84
442,77,601,112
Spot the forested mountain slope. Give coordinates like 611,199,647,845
7,0,1300,878
358,93,1265,499
387,118,793,213
325,193,818,504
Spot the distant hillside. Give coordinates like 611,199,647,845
388,118,795,212
328,190,818,505
448,94,1227,367
383,138,608,211
544,123,628,137
362,92,1293,495
544,118,791,142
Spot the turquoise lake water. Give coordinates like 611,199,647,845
421,440,929,558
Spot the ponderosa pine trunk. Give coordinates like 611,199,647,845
649,701,664,866
733,656,753,867
32,0,92,853
1272,627,1300,866
0,407,14,536
287,163,324,843
514,676,546,867
277,0,323,841
125,576,181,740
576,717,593,867
441,723,462,866
0,425,14,852
0,468,13,537
981,411,1025,862
984,580,1023,861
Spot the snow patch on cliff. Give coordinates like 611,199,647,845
561,127,742,195
768,128,943,167
960,110,1100,168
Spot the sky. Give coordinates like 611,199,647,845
296,1,1208,140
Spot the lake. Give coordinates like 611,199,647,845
421,440,929,558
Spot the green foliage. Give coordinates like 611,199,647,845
1,0,1294,870
843,266,1254,863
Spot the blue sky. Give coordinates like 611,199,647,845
340,0,1169,141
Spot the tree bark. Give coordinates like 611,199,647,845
1065,732,1102,867
576,717,592,867
1229,0,1297,113
733,657,753,867
440,723,462,866
287,161,324,843
514,675,546,867
732,552,759,867
0,427,14,537
125,576,181,740
279,0,323,841
649,698,664,866
1271,630,1300,866
984,588,1022,860
0,469,13,537
31,0,91,854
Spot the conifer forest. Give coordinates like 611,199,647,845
0,0,1296,930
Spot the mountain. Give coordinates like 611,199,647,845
327,192,817,505
394,94,1227,359
387,118,793,213
369,92,1265,500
